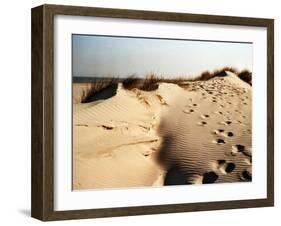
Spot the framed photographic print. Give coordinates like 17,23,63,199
31,4,274,221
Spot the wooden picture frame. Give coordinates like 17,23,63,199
31,4,274,221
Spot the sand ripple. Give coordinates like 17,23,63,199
159,72,252,184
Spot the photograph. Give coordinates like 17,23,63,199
31,4,274,221
72,34,253,190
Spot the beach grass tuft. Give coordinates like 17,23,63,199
81,77,119,103
237,70,252,85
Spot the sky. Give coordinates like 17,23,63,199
72,34,252,79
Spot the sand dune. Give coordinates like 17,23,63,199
159,72,252,184
73,83,181,189
73,71,252,190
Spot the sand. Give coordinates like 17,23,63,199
73,71,252,190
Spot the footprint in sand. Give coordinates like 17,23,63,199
200,114,210,119
216,160,236,174
183,109,195,114
231,144,245,155
142,150,152,157
225,163,236,173
231,145,252,157
240,169,252,181
213,129,224,135
213,138,226,144
202,171,218,184
213,129,234,138
212,100,217,103
220,120,232,125
227,132,234,137
214,111,222,115
198,121,207,126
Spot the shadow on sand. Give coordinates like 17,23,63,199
82,83,118,103
156,133,190,186
164,166,188,185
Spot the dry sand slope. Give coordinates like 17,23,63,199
73,71,252,190
159,72,252,185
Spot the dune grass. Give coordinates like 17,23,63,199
237,70,252,85
122,73,161,91
77,67,252,103
81,77,119,103
192,67,252,85
197,71,213,81
195,67,238,81
122,73,193,91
